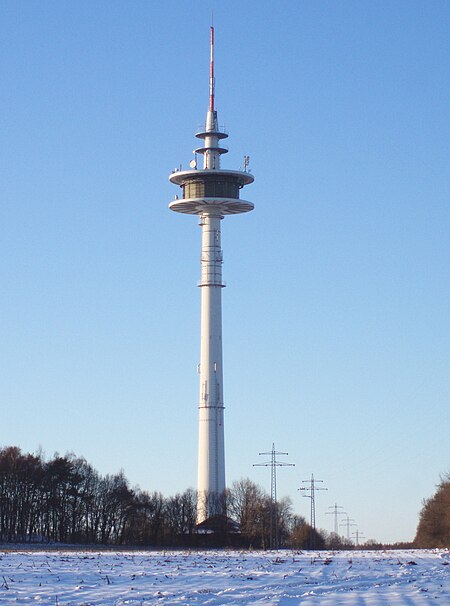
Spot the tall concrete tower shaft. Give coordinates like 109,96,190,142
169,27,254,522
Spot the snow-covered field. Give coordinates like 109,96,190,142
0,549,449,605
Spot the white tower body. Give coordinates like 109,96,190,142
169,27,254,523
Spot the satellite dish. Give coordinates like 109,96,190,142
189,159,197,169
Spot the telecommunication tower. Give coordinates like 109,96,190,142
169,27,254,523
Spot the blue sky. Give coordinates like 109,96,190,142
1,0,449,544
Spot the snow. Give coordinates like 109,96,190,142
0,549,449,605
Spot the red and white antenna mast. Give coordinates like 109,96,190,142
209,25,215,112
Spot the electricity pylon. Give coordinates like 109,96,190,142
340,515,356,542
298,473,327,549
352,528,365,547
254,443,294,549
326,503,346,536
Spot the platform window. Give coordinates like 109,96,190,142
183,179,239,199
183,181,204,198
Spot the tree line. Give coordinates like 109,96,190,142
5,445,442,548
0,445,330,547
415,474,450,548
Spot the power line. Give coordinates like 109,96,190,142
298,473,327,549
253,443,294,549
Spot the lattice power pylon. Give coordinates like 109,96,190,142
299,473,327,549
254,443,294,549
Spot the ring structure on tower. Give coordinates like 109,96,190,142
169,169,254,215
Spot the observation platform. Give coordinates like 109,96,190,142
169,169,254,215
